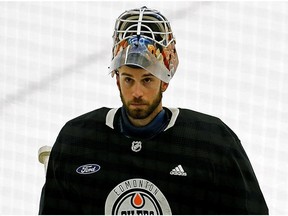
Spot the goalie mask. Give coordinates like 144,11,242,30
109,6,179,83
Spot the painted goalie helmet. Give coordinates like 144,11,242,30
109,6,179,83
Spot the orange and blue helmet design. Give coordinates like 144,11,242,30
109,6,179,83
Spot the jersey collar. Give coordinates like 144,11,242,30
105,107,179,131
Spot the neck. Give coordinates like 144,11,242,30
128,103,163,127
119,106,169,139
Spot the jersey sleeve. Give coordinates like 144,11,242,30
38,107,111,214
39,123,81,214
214,121,268,214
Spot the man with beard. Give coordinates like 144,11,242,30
39,6,268,215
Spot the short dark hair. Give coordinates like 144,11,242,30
126,64,142,69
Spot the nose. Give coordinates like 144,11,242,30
132,82,144,98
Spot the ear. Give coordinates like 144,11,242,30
116,73,121,90
161,82,169,92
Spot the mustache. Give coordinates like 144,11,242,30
128,98,148,105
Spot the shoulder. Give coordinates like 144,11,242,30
59,107,120,132
57,107,114,138
66,107,111,125
167,107,240,146
177,108,221,124
52,107,115,154
166,107,224,129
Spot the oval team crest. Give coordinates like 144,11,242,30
105,178,172,215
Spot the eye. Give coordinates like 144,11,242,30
124,77,133,84
143,78,152,83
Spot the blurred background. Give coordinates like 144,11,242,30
0,1,287,214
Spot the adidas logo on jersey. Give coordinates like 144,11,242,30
170,165,187,176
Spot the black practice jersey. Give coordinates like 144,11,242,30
39,107,268,215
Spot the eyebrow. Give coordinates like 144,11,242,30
121,72,154,78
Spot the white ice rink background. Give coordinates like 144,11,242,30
0,1,287,214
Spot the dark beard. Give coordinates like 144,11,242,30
120,90,162,120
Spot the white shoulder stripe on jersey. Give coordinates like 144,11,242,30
105,107,179,130
105,108,119,129
164,107,179,131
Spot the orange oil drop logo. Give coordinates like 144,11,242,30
132,193,144,208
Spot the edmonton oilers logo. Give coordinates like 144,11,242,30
105,178,172,215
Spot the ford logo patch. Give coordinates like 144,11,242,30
76,164,101,175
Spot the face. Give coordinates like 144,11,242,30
116,66,168,125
